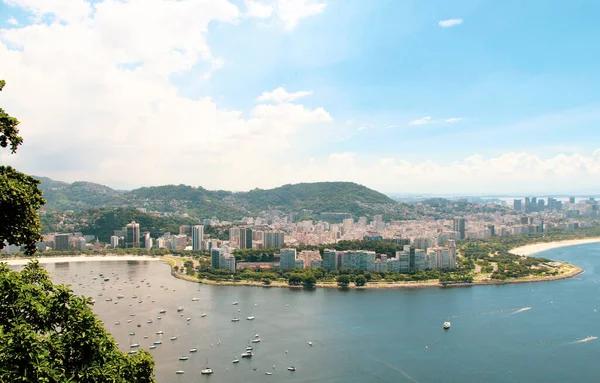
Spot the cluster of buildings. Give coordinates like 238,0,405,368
278,240,457,273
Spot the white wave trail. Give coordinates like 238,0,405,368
510,307,532,315
573,336,597,344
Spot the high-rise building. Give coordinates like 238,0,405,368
54,233,70,251
229,227,241,247
191,225,204,251
263,231,285,249
569,197,576,204
322,249,338,271
245,228,252,249
279,248,298,269
513,199,522,211
125,221,140,248
211,248,223,269
110,235,119,249
453,218,466,240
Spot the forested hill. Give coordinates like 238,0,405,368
235,182,396,215
34,177,399,220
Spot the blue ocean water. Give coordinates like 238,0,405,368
44,243,600,383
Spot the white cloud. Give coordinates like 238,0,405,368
438,18,463,28
245,0,273,18
276,0,326,30
409,116,466,125
272,150,600,194
4,0,92,23
409,116,432,125
0,0,333,191
256,87,313,103
7,17,19,26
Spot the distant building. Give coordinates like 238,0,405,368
191,225,204,251
453,218,466,240
279,248,298,269
513,199,522,211
125,221,140,248
110,235,119,249
322,249,338,271
211,248,223,269
54,233,70,251
263,231,285,249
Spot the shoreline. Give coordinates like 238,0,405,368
3,254,160,266
509,237,600,257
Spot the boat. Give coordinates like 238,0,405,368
308,341,313,346
147,319,153,323
201,368,213,375
127,350,138,355
186,318,191,322
246,316,255,320
189,348,198,353
246,346,253,351
137,324,142,327
156,330,164,335
265,372,273,375
192,297,199,301
159,309,166,313
129,332,135,336
254,334,259,338
127,320,132,323
179,356,188,361
232,358,240,363
232,301,239,305
201,313,207,317
175,370,184,375
287,366,296,371
105,298,112,302
104,278,110,282
241,352,253,358
130,343,140,348
149,345,156,350
170,336,178,341
115,321,120,325
177,307,184,312
443,321,451,330
153,341,162,345
130,313,135,317
252,338,261,343
231,317,240,322
116,294,125,299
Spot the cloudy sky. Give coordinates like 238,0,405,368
1,0,599,194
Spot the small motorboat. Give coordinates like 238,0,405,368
443,321,451,330
287,366,296,371
241,352,253,358
246,316,255,321
201,368,213,375
170,336,177,341
201,313,207,317
252,338,261,343
189,348,198,353
231,317,240,322
175,370,184,375
232,358,240,363
232,301,239,305
265,372,273,375
179,356,188,361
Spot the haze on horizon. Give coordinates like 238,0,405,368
1,0,599,195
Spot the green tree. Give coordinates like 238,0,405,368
303,275,317,288
355,275,367,287
0,80,45,255
0,260,155,382
288,274,303,286
336,274,350,288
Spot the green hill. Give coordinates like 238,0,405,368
235,182,396,216
34,177,401,221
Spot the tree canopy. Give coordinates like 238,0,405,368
0,260,155,382
0,80,45,255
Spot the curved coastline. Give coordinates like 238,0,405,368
4,240,592,289
509,237,600,257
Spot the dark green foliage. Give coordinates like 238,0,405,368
336,274,350,287
355,275,367,286
0,80,45,255
238,182,395,217
0,261,155,382
76,207,199,242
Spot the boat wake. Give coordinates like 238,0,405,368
572,336,597,344
510,307,532,315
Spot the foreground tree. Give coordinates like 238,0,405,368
0,80,45,255
0,261,155,382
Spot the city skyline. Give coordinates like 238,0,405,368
1,0,600,194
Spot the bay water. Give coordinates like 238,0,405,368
40,243,600,382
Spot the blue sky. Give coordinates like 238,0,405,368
1,0,600,193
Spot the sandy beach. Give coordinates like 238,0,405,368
3,255,160,266
510,237,600,257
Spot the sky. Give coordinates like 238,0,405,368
1,0,600,195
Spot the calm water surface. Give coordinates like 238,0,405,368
40,244,600,383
